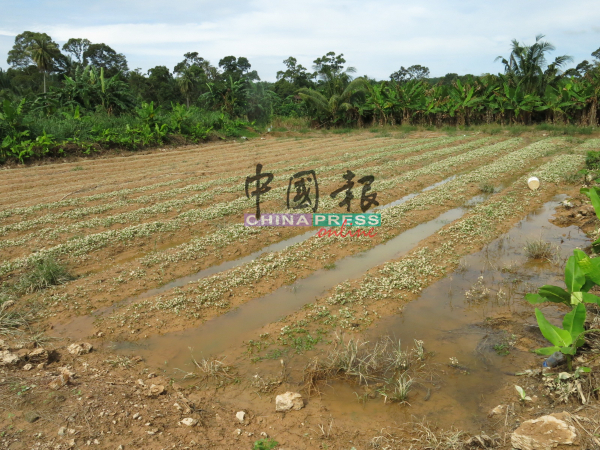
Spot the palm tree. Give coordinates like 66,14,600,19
28,36,60,93
298,78,365,126
177,68,195,108
495,35,572,96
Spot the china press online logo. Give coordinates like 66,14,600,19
244,213,381,238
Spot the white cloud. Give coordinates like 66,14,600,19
1,0,599,79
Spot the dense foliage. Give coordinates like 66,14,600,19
1,31,600,163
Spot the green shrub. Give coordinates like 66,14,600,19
17,256,74,293
586,151,600,170
253,438,278,450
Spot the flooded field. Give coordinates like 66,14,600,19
2,132,600,449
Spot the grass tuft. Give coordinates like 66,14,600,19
523,238,557,261
17,257,74,294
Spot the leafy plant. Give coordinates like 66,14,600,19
253,438,278,450
515,385,532,402
526,250,600,308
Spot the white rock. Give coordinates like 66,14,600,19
58,426,67,436
511,412,578,450
179,418,198,427
236,411,246,423
23,364,33,371
132,413,140,420
275,392,304,412
0,350,19,366
67,343,93,356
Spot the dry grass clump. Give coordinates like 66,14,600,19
523,238,558,261
303,335,429,403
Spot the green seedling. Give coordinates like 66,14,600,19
515,385,532,402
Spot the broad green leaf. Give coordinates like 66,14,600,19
582,293,600,305
563,303,586,339
565,256,585,293
576,366,591,373
538,285,570,305
526,293,547,304
560,346,577,355
571,292,583,305
585,187,600,221
534,346,560,355
573,249,600,286
535,308,572,347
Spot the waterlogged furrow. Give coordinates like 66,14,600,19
0,137,489,252
137,138,524,267
0,135,445,220
0,136,471,237
260,152,584,339
111,140,554,321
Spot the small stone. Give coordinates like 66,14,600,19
24,411,40,423
275,392,304,412
173,403,183,411
48,367,73,390
132,413,140,420
261,432,269,438
233,428,242,436
93,439,99,444
58,426,67,436
27,348,48,364
23,363,33,371
179,418,198,427
37,363,46,370
0,350,19,366
236,411,246,423
67,343,93,356
511,412,578,450
488,404,505,417
66,439,75,448
144,384,165,398
97,332,104,337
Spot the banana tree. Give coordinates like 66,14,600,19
298,78,366,126
447,78,482,125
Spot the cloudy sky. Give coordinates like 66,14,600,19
1,0,599,81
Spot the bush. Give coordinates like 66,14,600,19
17,256,74,293
586,151,600,170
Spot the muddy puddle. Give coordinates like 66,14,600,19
321,195,590,430
115,194,590,432
52,175,458,338
112,192,490,365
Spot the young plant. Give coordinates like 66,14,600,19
526,250,600,308
532,303,597,371
515,385,532,402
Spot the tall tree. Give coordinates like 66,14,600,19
390,65,430,83
495,34,572,95
28,35,61,93
83,43,128,77
62,38,91,64
312,52,356,97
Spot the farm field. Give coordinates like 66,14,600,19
2,130,600,449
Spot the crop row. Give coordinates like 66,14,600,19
0,135,452,220
107,139,560,324
0,137,493,256
136,138,522,267
0,136,477,237
279,153,585,335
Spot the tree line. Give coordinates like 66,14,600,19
0,31,599,163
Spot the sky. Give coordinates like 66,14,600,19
1,0,599,81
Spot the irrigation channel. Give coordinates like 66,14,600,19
109,195,589,431
52,175,459,338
